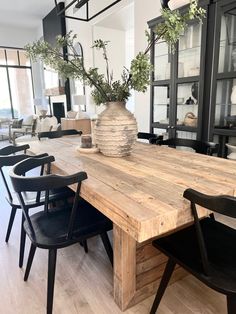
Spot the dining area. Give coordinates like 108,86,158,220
1,0,236,313
1,129,236,314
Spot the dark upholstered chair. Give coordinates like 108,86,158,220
38,129,82,140
155,138,218,155
150,188,236,314
10,156,113,314
137,132,163,144
0,144,74,268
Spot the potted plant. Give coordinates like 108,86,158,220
26,0,205,157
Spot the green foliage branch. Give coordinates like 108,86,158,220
25,0,205,106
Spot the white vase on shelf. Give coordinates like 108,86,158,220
231,86,236,104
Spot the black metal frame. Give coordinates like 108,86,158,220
54,0,122,21
148,0,210,141
148,0,236,156
0,46,35,118
207,0,236,157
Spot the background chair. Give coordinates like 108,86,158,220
0,144,74,268
150,188,236,314
9,115,37,143
38,129,82,140
10,156,113,314
137,132,163,144
155,138,218,155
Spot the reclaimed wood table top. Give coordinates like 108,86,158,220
27,136,236,243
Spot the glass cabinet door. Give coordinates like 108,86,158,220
154,40,170,81
153,85,170,125
209,1,236,157
214,78,236,128
213,5,236,129
178,22,202,78
218,8,236,74
176,82,199,128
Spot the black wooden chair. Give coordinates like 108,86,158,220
0,144,74,268
9,155,113,314
150,188,236,314
155,138,218,155
0,144,40,242
137,132,163,144
38,129,82,140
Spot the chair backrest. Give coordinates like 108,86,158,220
156,138,218,155
38,129,82,140
38,130,62,140
183,188,236,275
0,144,29,156
0,144,48,203
61,129,82,136
10,156,88,240
137,132,163,144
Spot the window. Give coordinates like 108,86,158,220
0,47,34,119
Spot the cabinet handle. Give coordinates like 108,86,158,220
167,125,170,129
170,126,175,129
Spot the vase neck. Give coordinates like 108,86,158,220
106,101,126,109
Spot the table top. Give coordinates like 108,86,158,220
27,136,236,242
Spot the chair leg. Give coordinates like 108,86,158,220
24,243,36,281
83,240,88,253
79,240,89,253
227,295,236,314
150,258,176,314
47,249,57,314
19,213,26,268
5,206,17,242
100,232,113,267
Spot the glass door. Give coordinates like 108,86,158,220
174,19,205,140
151,38,172,139
210,1,236,157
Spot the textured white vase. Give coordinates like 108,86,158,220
95,101,137,157
231,86,236,104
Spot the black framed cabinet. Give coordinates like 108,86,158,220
209,0,236,157
148,0,236,157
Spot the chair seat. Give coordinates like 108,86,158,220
6,187,74,208
24,199,113,249
153,217,236,295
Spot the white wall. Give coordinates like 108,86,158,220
0,0,162,130
126,28,134,112
65,0,134,116
0,24,37,48
93,26,126,82
134,0,161,132
66,0,161,130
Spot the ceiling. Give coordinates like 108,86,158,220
95,2,134,31
0,0,135,31
0,0,55,29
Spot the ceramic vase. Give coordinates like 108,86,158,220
94,101,137,157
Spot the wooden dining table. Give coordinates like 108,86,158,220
27,136,236,311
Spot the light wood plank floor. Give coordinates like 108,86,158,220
0,140,229,313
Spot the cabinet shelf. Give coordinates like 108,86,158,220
176,125,197,132
178,46,201,53
216,103,236,106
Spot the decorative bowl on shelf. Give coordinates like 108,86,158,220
184,112,198,127
226,144,236,160
225,115,236,127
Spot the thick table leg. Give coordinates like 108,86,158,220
113,224,136,311
113,224,187,311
